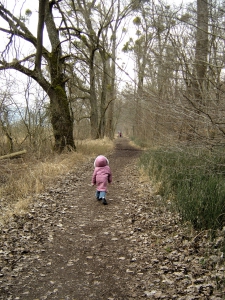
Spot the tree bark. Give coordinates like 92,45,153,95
44,1,75,151
89,49,99,139
98,49,109,138
35,0,46,70
47,84,75,152
105,26,116,140
194,0,208,101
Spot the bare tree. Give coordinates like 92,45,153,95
61,0,133,139
0,1,75,152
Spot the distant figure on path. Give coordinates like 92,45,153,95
91,155,112,205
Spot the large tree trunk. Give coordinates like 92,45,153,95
48,84,74,152
44,1,75,151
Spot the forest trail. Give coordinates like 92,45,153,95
0,138,224,300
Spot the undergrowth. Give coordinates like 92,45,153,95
139,146,225,231
130,136,149,149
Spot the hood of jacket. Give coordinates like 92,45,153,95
94,155,109,167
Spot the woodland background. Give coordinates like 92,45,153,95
0,0,220,154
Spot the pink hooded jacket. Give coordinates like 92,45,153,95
92,155,112,191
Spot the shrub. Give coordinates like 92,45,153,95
139,147,225,231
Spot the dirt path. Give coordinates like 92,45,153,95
0,138,224,299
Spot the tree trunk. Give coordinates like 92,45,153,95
89,50,99,139
47,84,74,152
98,49,109,138
44,1,75,152
194,0,208,101
106,34,116,140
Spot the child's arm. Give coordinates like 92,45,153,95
92,170,97,185
108,170,112,183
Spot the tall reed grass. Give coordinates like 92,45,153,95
139,147,225,231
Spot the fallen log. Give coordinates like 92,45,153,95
0,150,27,160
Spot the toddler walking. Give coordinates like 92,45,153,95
91,155,112,205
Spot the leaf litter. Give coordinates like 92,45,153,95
0,138,224,299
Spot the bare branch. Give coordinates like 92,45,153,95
35,0,47,71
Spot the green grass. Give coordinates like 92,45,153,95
139,147,225,231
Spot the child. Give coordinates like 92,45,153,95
91,155,112,205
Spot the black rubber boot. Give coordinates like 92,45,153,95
102,198,107,205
